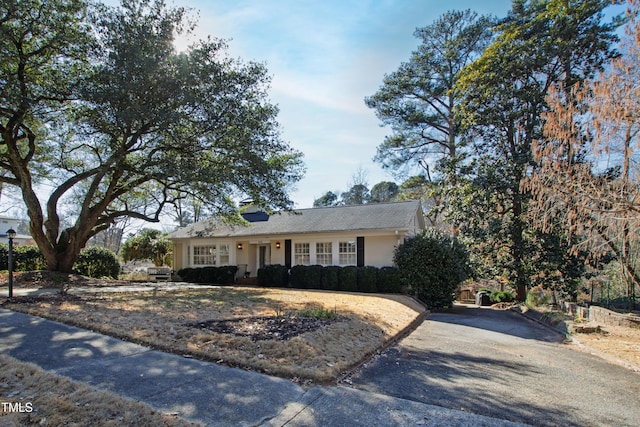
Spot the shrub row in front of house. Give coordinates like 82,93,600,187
257,264,402,293
176,266,239,285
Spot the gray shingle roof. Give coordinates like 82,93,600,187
168,201,423,239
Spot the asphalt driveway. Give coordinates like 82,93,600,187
346,305,640,427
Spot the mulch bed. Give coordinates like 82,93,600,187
186,315,346,341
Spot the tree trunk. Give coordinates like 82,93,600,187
511,191,528,302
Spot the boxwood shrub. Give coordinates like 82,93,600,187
195,264,408,295
257,264,289,287
321,266,341,291
176,266,238,284
357,266,378,293
289,265,306,288
377,266,402,293
339,266,358,292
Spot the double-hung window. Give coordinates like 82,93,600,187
339,241,357,265
316,242,333,265
294,243,310,265
193,245,216,265
192,243,231,266
219,244,230,265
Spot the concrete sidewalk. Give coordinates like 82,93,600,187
0,308,529,426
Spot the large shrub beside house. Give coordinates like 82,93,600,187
394,229,471,308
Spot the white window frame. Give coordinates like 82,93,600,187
316,242,333,266
219,244,230,265
193,245,216,266
339,241,357,266
294,242,310,266
192,242,231,266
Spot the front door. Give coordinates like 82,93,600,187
258,245,270,272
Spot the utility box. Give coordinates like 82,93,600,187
147,267,171,282
476,291,491,306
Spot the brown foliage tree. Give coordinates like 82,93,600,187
530,1,640,306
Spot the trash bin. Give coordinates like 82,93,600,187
475,291,491,306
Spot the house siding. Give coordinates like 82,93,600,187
172,231,407,273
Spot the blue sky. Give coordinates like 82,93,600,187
172,0,515,208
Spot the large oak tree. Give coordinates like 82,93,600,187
0,0,303,272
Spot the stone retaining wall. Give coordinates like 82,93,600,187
560,302,640,329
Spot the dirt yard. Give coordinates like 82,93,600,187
2,283,425,383
572,324,640,369
517,304,640,370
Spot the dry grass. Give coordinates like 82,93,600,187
3,286,424,383
0,353,201,427
573,324,640,368
521,305,640,370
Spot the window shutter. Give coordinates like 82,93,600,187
285,239,292,269
357,236,365,267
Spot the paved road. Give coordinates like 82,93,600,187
347,305,640,426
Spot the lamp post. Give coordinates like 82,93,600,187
7,228,16,298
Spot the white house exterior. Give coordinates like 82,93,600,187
0,216,32,245
168,200,425,277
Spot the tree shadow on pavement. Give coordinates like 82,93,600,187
349,347,605,427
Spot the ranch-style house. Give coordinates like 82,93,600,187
168,200,425,278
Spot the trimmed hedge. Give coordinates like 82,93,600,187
357,266,378,293
377,267,402,293
338,266,358,292
257,264,289,287
176,266,238,284
256,264,403,294
321,266,340,291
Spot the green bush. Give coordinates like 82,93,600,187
74,246,121,279
306,265,324,289
394,229,471,308
219,266,239,284
321,266,341,291
0,244,47,271
339,266,358,292
289,265,306,288
257,264,289,287
525,290,550,308
200,266,218,283
177,268,196,282
176,266,237,284
377,266,402,293
357,266,378,293
288,265,323,289
490,290,515,303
